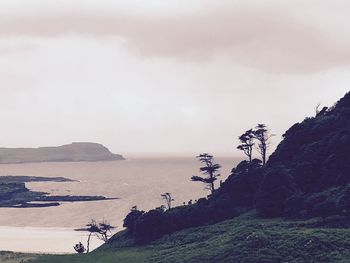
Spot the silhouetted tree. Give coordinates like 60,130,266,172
98,220,115,243
191,153,221,194
84,219,116,253
73,242,85,254
315,103,329,117
253,124,273,166
161,192,174,209
237,129,255,162
315,102,321,116
123,206,144,234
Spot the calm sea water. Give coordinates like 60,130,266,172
0,156,240,253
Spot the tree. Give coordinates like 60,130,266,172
256,166,296,217
253,124,274,166
315,102,328,117
73,242,85,254
133,208,166,242
161,192,174,210
191,153,221,194
237,129,255,162
123,206,144,234
83,219,116,253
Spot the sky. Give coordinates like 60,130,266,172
0,0,349,156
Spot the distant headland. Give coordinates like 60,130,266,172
0,142,125,164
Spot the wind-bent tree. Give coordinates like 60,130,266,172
191,153,221,194
161,192,174,210
253,124,273,166
237,129,255,162
83,219,116,253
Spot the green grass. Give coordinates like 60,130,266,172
0,251,39,263
28,213,350,263
27,248,153,263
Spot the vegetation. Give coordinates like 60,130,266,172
29,213,350,263
0,251,39,263
74,219,116,253
7,91,350,262
118,92,350,246
161,193,174,210
191,153,221,194
237,129,255,162
252,124,274,166
257,91,350,218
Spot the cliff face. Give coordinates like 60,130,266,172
0,142,124,164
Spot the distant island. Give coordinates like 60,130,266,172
0,142,125,164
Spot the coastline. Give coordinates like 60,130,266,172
0,226,103,253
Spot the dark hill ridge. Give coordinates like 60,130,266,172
268,92,350,190
0,142,124,164
256,91,350,217
114,91,350,244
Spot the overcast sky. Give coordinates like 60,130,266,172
0,0,349,156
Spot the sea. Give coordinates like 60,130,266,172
0,156,240,253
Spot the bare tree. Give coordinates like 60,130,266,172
237,129,255,162
315,102,321,116
253,124,274,166
84,219,116,253
161,192,174,209
191,153,221,194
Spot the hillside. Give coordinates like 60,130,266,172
92,91,350,255
0,142,124,163
8,92,350,262
256,92,350,217
28,213,350,263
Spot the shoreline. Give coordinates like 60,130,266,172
0,226,103,253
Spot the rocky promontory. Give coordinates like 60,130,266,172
0,176,117,208
0,142,124,164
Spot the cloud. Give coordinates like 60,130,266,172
0,1,350,73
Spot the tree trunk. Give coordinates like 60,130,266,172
86,233,92,253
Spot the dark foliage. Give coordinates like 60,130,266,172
253,124,274,166
123,91,350,243
237,129,255,162
123,207,145,234
256,166,296,217
257,91,350,217
127,160,263,243
191,153,221,194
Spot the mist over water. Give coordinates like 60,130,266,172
0,156,240,253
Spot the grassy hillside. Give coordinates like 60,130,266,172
28,213,350,263
0,251,39,263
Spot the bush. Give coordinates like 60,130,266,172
256,166,296,217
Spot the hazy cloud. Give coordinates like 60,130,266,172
1,1,350,73
0,1,349,154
